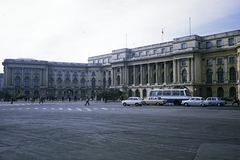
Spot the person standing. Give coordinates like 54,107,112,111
10,97,14,104
39,95,44,104
85,96,90,106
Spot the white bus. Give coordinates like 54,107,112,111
149,88,192,105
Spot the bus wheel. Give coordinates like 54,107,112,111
173,100,179,105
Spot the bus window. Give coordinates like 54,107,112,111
150,91,156,96
157,91,162,96
180,91,184,96
163,91,171,95
172,91,179,96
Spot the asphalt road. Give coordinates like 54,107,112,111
0,101,240,160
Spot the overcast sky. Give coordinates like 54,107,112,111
1,0,240,72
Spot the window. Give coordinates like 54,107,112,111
57,77,62,86
65,77,70,87
34,69,39,75
73,71,78,76
65,71,70,76
24,76,30,87
33,76,39,87
206,59,212,65
182,60,187,66
73,77,78,86
108,77,111,87
170,47,173,52
161,48,165,53
117,54,120,59
229,57,235,63
80,78,85,87
146,51,150,55
57,70,62,76
91,71,96,76
181,43,186,49
24,68,30,74
15,68,21,74
117,75,120,85
139,52,142,56
217,58,223,64
206,69,212,83
103,78,106,88
206,42,211,49
182,70,187,82
49,70,54,75
217,68,223,83
228,38,234,46
217,40,222,47
153,50,158,54
81,71,85,76
15,76,21,86
229,67,236,81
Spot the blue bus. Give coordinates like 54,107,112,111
149,88,192,105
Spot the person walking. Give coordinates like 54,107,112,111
85,96,90,106
232,95,239,105
10,97,14,104
39,95,44,104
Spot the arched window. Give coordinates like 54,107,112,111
217,68,223,83
217,87,224,98
80,78,85,87
229,87,236,98
91,77,96,88
170,71,173,83
128,90,133,97
103,78,106,89
65,77,70,87
49,77,54,87
161,72,164,83
73,77,78,87
135,89,140,97
33,76,39,87
24,76,30,87
15,76,21,87
143,89,147,98
206,69,212,83
108,77,111,87
229,67,236,81
115,75,120,85
206,87,212,97
182,69,187,82
57,77,62,86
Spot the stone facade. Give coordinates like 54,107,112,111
2,29,240,100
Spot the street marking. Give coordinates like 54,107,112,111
76,108,82,111
27,108,30,110
51,108,55,110
18,108,22,110
85,108,91,111
35,108,38,110
59,108,63,110
43,108,46,110
94,108,98,110
102,108,108,110
68,108,72,110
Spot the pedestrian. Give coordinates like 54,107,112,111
39,95,44,104
85,96,90,106
10,97,14,104
232,95,239,105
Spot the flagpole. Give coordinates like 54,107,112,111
162,29,163,42
189,17,191,36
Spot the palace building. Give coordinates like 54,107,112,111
2,29,240,100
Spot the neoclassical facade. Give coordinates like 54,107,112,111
2,29,240,100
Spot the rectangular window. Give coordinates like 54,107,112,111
170,47,173,52
207,59,212,65
24,68,30,74
117,54,120,59
181,43,187,49
49,70,54,75
217,40,222,47
217,58,223,64
228,38,234,46
73,71,78,76
182,60,187,66
206,42,211,49
81,71,85,76
34,69,39,75
146,51,150,55
15,68,21,74
161,48,165,53
57,70,62,76
229,57,235,63
153,50,158,54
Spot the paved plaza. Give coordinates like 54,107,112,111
0,101,239,160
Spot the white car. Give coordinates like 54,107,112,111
181,97,205,106
122,97,145,106
204,97,226,106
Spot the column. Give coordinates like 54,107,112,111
147,64,150,85
173,60,177,83
155,63,158,85
187,58,191,82
133,65,136,86
140,64,143,86
164,62,167,84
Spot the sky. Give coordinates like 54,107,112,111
0,0,240,72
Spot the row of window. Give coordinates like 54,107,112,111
206,38,234,49
15,68,40,74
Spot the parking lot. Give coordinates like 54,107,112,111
0,101,239,160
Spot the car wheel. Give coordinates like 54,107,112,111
123,103,127,106
173,100,179,105
135,103,139,106
217,103,221,106
184,103,188,106
156,102,160,106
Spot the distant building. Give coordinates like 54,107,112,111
0,73,3,91
2,29,240,100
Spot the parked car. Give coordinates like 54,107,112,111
144,97,167,106
181,97,205,106
122,97,145,106
204,97,226,106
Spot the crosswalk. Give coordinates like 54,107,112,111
1,106,112,112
